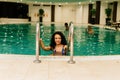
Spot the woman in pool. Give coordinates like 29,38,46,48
87,25,94,34
39,31,68,56
64,22,69,31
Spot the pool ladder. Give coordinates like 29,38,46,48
67,22,75,64
33,23,41,63
33,22,75,64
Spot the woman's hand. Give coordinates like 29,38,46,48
39,38,51,50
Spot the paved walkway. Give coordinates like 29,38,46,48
0,54,120,80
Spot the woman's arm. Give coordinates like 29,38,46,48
39,39,51,50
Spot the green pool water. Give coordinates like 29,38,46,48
0,23,120,56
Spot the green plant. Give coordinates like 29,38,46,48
105,8,111,18
39,9,44,16
90,9,96,16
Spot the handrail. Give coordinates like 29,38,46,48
68,22,75,64
33,22,41,63
33,22,75,63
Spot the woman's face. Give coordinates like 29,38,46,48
54,34,62,45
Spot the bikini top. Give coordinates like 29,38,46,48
53,46,66,55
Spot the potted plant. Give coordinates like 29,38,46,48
105,8,112,25
90,8,96,18
105,8,111,18
90,8,96,24
39,9,44,22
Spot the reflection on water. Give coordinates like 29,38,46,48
0,24,35,55
0,23,120,56
74,26,120,55
51,24,55,34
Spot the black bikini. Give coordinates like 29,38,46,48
53,46,66,55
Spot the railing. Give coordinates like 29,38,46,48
33,22,75,63
33,22,41,63
68,22,75,64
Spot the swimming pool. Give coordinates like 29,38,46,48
0,23,120,56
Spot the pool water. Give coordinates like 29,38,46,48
74,27,120,55
0,23,120,56
0,24,36,55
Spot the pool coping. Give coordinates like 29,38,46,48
0,54,120,61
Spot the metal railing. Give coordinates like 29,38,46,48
33,22,41,63
33,22,75,63
68,22,75,64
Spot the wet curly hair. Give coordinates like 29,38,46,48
50,31,67,49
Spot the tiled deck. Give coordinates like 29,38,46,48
0,54,120,80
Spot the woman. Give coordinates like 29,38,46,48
87,25,94,34
39,31,68,56
64,23,69,31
